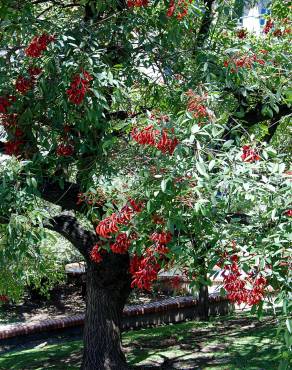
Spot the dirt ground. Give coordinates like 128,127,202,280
0,283,172,329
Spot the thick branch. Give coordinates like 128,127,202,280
195,0,215,48
241,103,291,128
39,179,84,211
44,214,97,257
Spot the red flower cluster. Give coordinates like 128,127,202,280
28,67,42,77
25,33,55,58
130,230,172,290
284,209,292,217
224,54,265,71
167,0,192,20
96,199,142,238
0,113,18,128
127,0,148,7
56,143,74,157
15,76,33,94
0,295,9,303
150,231,172,255
90,244,103,264
241,145,260,162
66,70,93,105
131,126,179,155
110,233,132,254
4,140,23,156
263,19,274,34
130,252,161,291
76,191,105,207
223,256,266,305
186,90,209,119
0,95,16,113
150,112,170,124
150,231,172,244
236,29,247,39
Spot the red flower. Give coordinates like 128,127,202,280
284,209,292,217
0,295,9,303
96,199,142,238
156,129,179,155
4,140,23,156
263,19,274,34
186,90,209,119
241,145,260,162
56,143,74,157
0,113,18,128
110,233,131,254
166,0,191,20
14,128,24,137
131,125,179,155
127,0,148,7
66,71,93,105
224,60,229,67
222,254,267,306
28,66,42,77
130,252,161,291
0,96,16,113
25,33,55,58
273,29,283,37
237,29,247,39
90,245,103,264
150,231,172,244
15,76,33,94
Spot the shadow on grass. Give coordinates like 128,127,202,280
0,315,281,370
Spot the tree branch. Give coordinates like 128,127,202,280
44,214,97,258
195,0,215,49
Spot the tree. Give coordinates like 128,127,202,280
0,0,291,369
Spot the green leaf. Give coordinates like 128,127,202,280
286,319,292,334
196,162,209,179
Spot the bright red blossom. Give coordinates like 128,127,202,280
131,125,179,155
237,29,247,39
127,0,148,7
0,295,9,303
28,66,42,77
166,0,192,20
284,209,292,217
263,19,274,34
90,245,103,263
222,255,267,305
186,90,209,119
15,76,33,94
96,199,142,238
56,143,74,157
66,71,93,105
0,96,16,113
110,233,131,254
241,145,260,162
25,33,55,58
4,140,23,156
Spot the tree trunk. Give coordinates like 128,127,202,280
82,254,132,370
198,282,209,320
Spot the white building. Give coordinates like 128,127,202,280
240,0,270,34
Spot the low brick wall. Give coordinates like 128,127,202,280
0,295,233,341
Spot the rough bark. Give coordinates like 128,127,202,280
195,0,215,49
44,214,97,257
198,282,209,321
82,255,132,370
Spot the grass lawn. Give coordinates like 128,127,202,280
0,313,285,369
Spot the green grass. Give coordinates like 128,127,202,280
0,313,287,369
